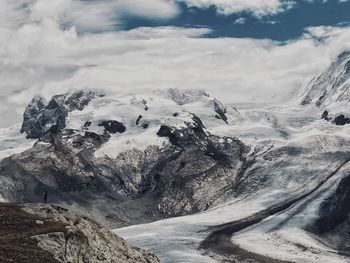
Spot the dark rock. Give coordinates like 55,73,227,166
313,174,350,234
21,95,67,139
333,115,350,126
141,99,148,111
156,116,240,166
83,121,92,128
321,109,350,126
157,126,178,146
84,131,111,143
64,90,95,111
136,115,143,125
322,110,330,121
307,171,350,253
98,120,126,134
213,99,228,124
21,91,95,139
191,113,205,129
321,111,350,126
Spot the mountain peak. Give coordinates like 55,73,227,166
21,91,96,139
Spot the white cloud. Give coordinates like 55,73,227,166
0,1,31,29
0,0,180,32
1,0,350,127
234,17,246,24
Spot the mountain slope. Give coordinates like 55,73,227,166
301,51,350,125
0,203,159,263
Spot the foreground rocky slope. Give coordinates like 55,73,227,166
0,203,159,263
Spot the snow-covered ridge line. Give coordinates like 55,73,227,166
301,51,350,125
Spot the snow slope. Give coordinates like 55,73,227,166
65,88,236,158
301,51,350,119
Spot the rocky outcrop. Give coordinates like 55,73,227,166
0,203,159,263
21,91,95,139
333,115,350,126
98,120,126,134
155,115,248,215
313,174,350,233
213,99,228,123
322,110,350,126
309,172,350,252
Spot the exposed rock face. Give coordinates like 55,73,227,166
98,120,126,134
0,203,159,263
322,110,350,126
21,91,95,139
309,173,350,252
213,99,228,123
314,174,350,233
156,116,248,215
333,115,350,126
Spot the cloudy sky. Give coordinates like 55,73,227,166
1,0,350,127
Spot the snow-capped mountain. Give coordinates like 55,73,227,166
0,88,250,228
0,52,349,263
301,51,350,125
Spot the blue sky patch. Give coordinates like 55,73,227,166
121,1,350,41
